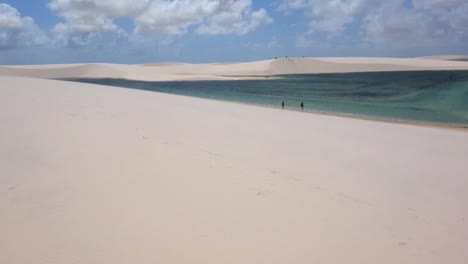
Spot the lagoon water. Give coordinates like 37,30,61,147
67,71,468,125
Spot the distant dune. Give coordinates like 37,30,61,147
141,62,191,66
2,57,468,81
419,55,468,62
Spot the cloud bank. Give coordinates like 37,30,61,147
277,0,468,48
48,0,272,46
0,3,46,49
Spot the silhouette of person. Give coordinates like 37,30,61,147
300,101,304,110
282,101,285,109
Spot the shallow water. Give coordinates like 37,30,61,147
66,71,468,125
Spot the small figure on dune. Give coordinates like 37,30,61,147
282,101,285,109
301,101,304,110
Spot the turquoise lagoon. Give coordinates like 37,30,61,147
67,71,468,125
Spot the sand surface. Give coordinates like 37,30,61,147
1,76,468,264
2,57,468,81
419,55,468,61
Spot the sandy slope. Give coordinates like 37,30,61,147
2,57,468,81
1,76,468,264
419,55,468,61
0,61,273,81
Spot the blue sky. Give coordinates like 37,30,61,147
1,0,467,64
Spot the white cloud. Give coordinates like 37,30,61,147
277,0,468,47
195,3,272,35
276,0,306,14
49,0,150,35
412,0,467,9
365,1,468,46
0,3,47,49
52,22,98,47
48,0,272,45
48,0,152,17
134,0,222,34
296,34,314,48
278,0,384,33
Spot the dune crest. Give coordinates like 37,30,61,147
2,57,468,81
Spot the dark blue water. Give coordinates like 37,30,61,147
66,71,468,125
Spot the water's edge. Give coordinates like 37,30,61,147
60,71,468,130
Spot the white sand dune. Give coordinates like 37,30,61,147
2,57,468,81
419,55,468,61
1,76,468,264
0,61,273,81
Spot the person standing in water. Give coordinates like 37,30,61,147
282,101,285,109
300,101,304,110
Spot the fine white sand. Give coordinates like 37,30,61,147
2,56,468,81
419,55,468,61
1,75,468,264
